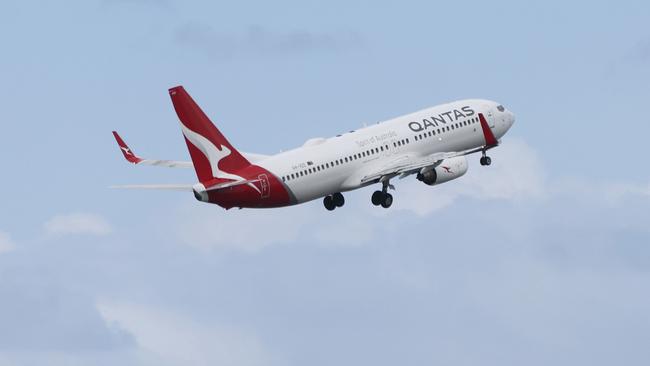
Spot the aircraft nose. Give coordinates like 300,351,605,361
506,110,515,129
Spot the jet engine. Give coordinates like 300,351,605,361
416,156,468,186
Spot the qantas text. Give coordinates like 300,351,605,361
408,106,475,132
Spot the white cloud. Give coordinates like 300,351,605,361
43,213,112,236
174,197,380,253
172,137,649,251
0,230,15,254
97,301,273,366
395,137,547,215
551,178,650,205
175,204,308,253
173,138,548,250
174,24,363,60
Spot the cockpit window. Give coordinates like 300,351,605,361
497,105,505,112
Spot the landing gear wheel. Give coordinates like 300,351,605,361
480,156,492,166
323,196,336,211
332,192,345,207
371,191,383,206
381,193,393,208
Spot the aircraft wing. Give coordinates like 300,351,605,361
112,131,268,168
359,148,482,185
360,113,500,184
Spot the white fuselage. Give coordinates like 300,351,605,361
257,99,515,204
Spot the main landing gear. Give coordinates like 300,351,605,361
371,179,394,208
480,150,492,166
323,192,345,211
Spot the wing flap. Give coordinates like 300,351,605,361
360,146,491,185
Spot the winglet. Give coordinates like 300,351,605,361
112,131,143,164
478,113,498,147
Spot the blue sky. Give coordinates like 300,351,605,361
0,0,649,365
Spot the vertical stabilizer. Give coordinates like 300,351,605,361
168,86,251,183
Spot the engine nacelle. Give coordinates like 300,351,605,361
416,156,468,186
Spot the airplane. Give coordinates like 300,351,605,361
112,86,515,211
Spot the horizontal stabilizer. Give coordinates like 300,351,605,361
204,178,261,192
109,184,193,191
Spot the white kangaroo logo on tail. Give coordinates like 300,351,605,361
180,123,261,193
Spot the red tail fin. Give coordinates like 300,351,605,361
169,86,251,183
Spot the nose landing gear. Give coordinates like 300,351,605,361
480,150,492,166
